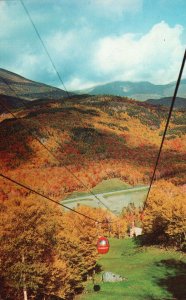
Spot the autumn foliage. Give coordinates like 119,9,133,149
0,93,185,297
0,178,128,299
143,180,186,249
0,95,185,201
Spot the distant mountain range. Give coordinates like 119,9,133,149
0,68,72,101
76,80,186,102
146,97,186,109
0,69,185,110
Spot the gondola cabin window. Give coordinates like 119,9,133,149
97,236,110,254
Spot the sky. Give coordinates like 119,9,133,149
0,0,186,91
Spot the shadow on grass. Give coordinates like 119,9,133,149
133,233,168,247
94,263,103,273
131,238,186,299
155,259,186,300
93,284,101,292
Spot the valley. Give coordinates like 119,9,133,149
62,179,149,215
0,69,185,299
0,70,185,202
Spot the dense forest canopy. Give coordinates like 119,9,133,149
0,70,185,298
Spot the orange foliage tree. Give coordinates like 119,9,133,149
143,180,186,249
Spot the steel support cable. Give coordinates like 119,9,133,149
0,99,111,212
4,0,131,217
20,0,70,98
144,49,186,209
1,0,112,212
4,0,113,212
0,77,110,183
0,2,123,228
0,104,106,233
0,173,105,224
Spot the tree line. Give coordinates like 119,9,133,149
0,184,128,299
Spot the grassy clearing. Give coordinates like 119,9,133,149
92,179,131,194
77,239,186,300
62,180,148,214
65,179,131,200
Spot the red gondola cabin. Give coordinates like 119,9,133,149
97,236,110,254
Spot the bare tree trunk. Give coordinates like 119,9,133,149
118,224,120,239
22,254,28,300
92,269,95,285
23,287,28,300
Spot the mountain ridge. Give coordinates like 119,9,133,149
1,68,185,109
146,96,186,109
75,79,186,101
0,68,73,101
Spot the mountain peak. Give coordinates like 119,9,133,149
0,68,71,101
76,79,186,101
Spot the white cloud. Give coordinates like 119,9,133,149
91,0,142,16
0,1,27,38
7,50,55,84
0,2,14,37
46,30,78,59
65,77,97,91
15,53,41,75
93,21,186,84
46,25,93,58
0,1,6,13
1,0,185,90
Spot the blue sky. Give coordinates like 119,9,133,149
0,0,186,90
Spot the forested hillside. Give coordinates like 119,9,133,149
0,78,185,298
0,94,185,200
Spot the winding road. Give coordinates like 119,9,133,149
61,186,149,215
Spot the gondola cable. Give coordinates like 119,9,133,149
1,1,184,251
144,49,186,209
19,0,111,182
1,48,185,223
0,172,111,253
20,0,70,98
0,172,104,224
20,0,113,202
0,98,111,212
1,0,112,213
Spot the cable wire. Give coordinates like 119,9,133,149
0,0,123,229
7,0,184,217
1,0,112,212
0,98,111,212
0,173,105,224
144,49,186,209
1,74,110,180
19,0,70,98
